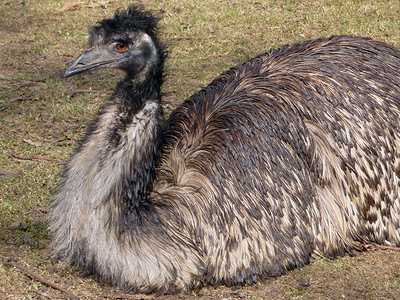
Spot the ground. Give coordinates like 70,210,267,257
1,0,400,299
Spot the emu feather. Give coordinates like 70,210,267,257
50,5,400,294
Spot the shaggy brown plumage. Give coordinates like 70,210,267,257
50,5,400,294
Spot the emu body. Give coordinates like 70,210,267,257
50,6,400,294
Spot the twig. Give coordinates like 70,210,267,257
175,47,249,63
101,293,153,299
354,241,400,252
182,51,231,61
371,243,400,251
52,137,71,144
2,258,79,299
163,36,204,41
9,151,67,164
69,89,111,98
32,289,53,299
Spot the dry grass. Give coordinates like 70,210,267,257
1,0,400,299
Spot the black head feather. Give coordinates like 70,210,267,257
89,5,162,45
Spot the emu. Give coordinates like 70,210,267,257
49,5,400,294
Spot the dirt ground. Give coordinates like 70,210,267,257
1,238,400,299
1,1,400,299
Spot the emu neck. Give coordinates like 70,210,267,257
50,65,164,266
115,71,162,113
105,75,163,210
63,73,163,230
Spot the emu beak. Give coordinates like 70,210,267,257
64,48,117,77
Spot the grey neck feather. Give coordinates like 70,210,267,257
50,77,163,252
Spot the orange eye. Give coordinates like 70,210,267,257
116,43,128,51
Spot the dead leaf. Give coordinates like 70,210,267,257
38,206,50,214
87,0,116,9
59,2,83,12
23,139,43,147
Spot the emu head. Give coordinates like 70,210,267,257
64,5,164,82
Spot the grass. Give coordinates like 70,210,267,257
1,0,400,299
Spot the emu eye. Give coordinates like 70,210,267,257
116,43,128,52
